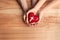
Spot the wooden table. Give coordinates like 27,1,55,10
0,0,60,40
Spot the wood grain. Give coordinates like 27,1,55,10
0,0,60,40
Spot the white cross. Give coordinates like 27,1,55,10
30,17,34,22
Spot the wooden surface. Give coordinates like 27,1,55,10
0,0,60,40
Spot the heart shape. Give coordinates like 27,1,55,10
28,12,39,23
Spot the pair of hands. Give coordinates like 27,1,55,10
18,0,59,26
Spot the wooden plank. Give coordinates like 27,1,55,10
0,0,60,40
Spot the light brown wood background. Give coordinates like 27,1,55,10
0,0,60,40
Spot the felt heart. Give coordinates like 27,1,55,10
28,12,39,23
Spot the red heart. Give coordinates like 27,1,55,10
28,12,39,23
